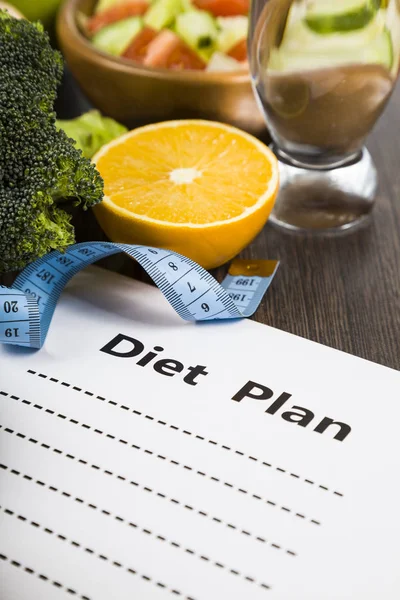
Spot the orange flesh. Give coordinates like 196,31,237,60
96,123,274,225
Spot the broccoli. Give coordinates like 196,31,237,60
0,12,104,273
56,110,128,159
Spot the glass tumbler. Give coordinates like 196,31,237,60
249,0,400,232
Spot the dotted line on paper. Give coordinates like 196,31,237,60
0,505,196,598
0,390,321,526
0,424,297,556
26,370,344,497
0,552,91,599
0,469,272,592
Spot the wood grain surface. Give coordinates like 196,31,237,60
2,74,400,370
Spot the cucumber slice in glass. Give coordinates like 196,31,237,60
305,0,380,33
268,27,393,72
371,27,393,68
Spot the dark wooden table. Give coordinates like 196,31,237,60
3,74,400,370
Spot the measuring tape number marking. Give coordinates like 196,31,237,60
0,242,279,349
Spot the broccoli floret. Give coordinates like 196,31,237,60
0,13,104,273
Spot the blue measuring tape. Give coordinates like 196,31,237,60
0,242,278,349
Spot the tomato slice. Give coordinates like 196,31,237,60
192,0,249,17
144,30,206,70
122,26,158,62
87,1,149,34
227,38,247,61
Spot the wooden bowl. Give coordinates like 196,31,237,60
56,0,266,135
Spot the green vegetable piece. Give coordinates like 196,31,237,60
175,10,218,51
144,0,182,31
95,0,123,14
92,16,143,56
181,0,194,11
269,27,393,72
305,0,380,34
206,51,241,71
0,12,103,273
216,16,248,53
370,27,393,69
56,111,128,159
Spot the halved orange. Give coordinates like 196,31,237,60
93,120,279,269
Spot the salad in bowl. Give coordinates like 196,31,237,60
83,0,249,70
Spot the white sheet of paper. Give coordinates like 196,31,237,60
0,266,399,600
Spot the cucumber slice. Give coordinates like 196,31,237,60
92,16,143,55
371,26,393,68
385,0,400,74
305,0,380,34
216,16,248,53
95,0,123,14
181,0,194,10
306,0,379,18
279,10,387,55
144,0,182,31
206,51,242,71
175,10,218,51
269,27,393,71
